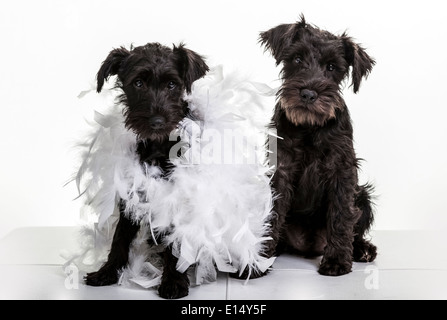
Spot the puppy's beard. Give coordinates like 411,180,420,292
125,118,178,143
124,108,184,143
137,130,171,143
279,90,344,127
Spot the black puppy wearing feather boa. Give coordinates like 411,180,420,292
67,42,276,299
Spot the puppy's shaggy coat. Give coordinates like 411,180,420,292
260,15,377,276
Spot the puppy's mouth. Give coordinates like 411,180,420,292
138,122,178,142
124,117,179,142
279,88,344,127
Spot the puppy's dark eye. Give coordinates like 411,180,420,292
134,79,144,88
327,63,336,71
167,81,177,90
294,56,303,64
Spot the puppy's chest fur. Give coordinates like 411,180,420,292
136,139,178,175
276,106,357,214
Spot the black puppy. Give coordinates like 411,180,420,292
260,15,377,276
84,42,208,298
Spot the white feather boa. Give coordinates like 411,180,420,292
65,66,278,288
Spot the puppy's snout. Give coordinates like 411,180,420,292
149,116,166,130
300,89,318,103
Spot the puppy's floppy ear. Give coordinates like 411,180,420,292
96,47,130,93
342,36,375,93
173,43,209,94
259,14,306,65
259,24,297,65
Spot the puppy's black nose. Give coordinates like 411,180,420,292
300,89,318,103
149,116,166,130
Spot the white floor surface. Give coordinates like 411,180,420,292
0,227,446,300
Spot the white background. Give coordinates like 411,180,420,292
0,0,446,238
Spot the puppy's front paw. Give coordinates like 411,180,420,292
318,258,352,276
353,240,377,262
158,275,189,299
229,267,268,280
84,266,118,286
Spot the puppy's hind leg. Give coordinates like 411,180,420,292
158,245,190,299
84,201,140,286
353,184,377,262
